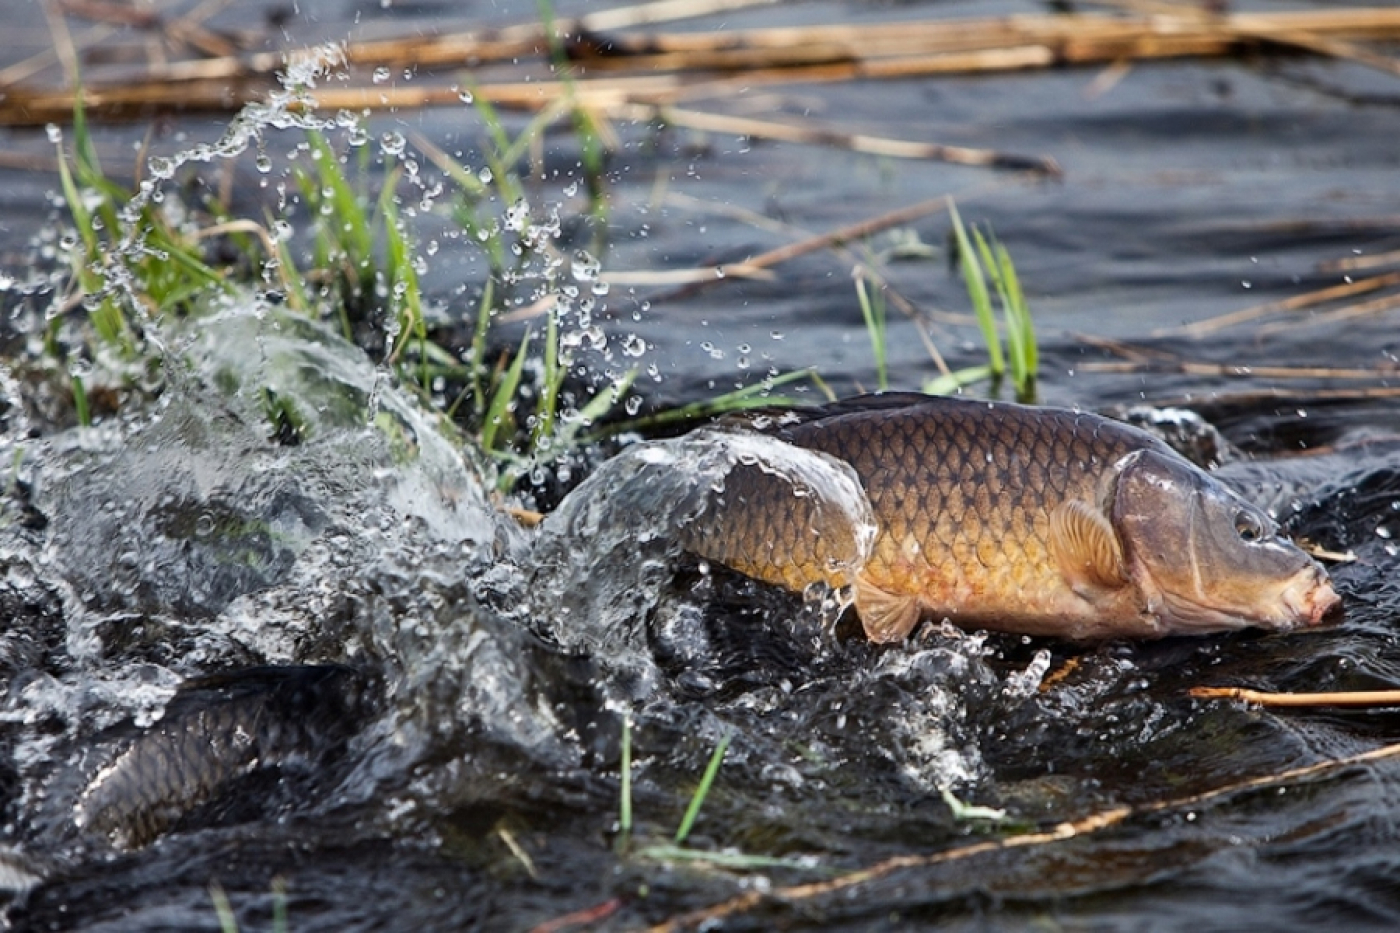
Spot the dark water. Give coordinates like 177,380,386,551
3,1,1400,931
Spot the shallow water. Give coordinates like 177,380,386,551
3,1,1400,931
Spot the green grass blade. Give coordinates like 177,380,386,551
575,369,637,427
675,733,731,845
532,305,562,448
471,92,524,207
378,176,426,384
469,279,495,418
923,364,993,396
995,241,1037,398
306,129,373,269
480,327,531,451
55,147,97,259
585,368,816,440
272,877,288,933
973,225,1024,388
209,883,238,933
70,79,103,184
618,713,633,853
947,199,1003,378
71,374,91,427
855,272,888,392
634,844,825,872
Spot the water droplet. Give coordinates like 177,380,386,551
45,124,62,144
504,199,530,232
477,166,493,185
457,88,474,104
380,130,406,156
372,67,391,84
571,250,602,282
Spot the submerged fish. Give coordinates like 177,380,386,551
683,393,1339,642
74,665,373,848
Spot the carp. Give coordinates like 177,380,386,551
682,394,1339,642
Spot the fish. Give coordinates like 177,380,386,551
681,393,1340,642
74,665,374,848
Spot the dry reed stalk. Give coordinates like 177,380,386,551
1160,271,1400,337
1299,544,1358,563
0,150,59,171
127,0,781,83
13,9,1400,126
1191,687,1400,707
56,0,159,29
58,0,245,59
640,737,1400,932
600,267,774,285
1146,385,1400,410
1319,249,1400,274
1074,334,1181,362
644,196,955,305
575,9,1400,56
1244,28,1400,79
1077,360,1400,380
622,103,1060,172
1256,290,1400,336
530,897,624,933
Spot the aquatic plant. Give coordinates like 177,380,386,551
674,731,732,845
210,877,288,933
614,717,818,874
932,199,1039,402
854,270,890,392
44,79,634,491
50,87,226,423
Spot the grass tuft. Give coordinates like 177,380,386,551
934,199,1038,402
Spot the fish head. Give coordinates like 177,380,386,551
1109,449,1340,634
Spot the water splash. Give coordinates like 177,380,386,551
530,428,870,656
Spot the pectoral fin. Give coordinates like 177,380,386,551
1050,500,1128,592
854,573,923,643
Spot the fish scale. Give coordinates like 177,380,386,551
778,400,1151,628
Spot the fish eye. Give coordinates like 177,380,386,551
1234,509,1265,543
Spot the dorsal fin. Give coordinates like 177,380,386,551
722,392,964,436
1049,500,1128,592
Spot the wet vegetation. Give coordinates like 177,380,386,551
3,1,1400,931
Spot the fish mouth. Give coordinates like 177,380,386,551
1282,567,1342,629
